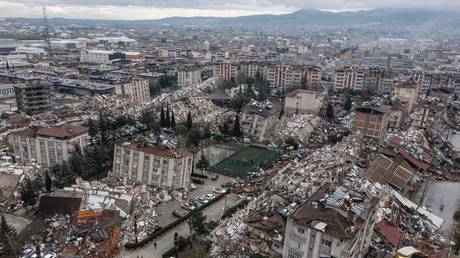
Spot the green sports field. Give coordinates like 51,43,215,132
210,146,280,178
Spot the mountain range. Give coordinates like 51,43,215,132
5,8,460,32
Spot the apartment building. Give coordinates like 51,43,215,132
115,80,151,103
14,82,52,115
0,83,15,98
240,101,277,142
9,124,89,168
265,64,303,90
410,101,445,130
239,62,264,78
177,67,202,87
213,61,238,81
393,81,421,112
282,184,378,258
301,66,322,87
284,89,323,115
333,66,365,91
80,49,124,64
112,143,193,189
352,105,391,139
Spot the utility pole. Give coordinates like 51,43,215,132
43,6,52,59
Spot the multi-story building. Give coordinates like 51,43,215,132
393,81,421,112
282,184,379,258
0,83,15,98
333,66,365,91
9,124,89,168
112,143,193,189
177,67,202,87
239,62,264,79
80,49,124,64
352,105,391,139
115,80,151,103
301,66,322,88
14,82,52,115
213,61,238,81
265,64,302,90
284,89,323,115
240,101,277,142
410,101,445,129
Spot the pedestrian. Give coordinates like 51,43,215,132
154,242,157,249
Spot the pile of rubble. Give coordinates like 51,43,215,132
272,114,321,143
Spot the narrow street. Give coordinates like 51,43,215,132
122,194,240,258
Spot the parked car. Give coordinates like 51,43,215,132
181,203,196,210
221,181,234,188
197,196,210,204
213,187,227,194
204,193,215,199
193,200,203,208
172,210,186,218
211,174,219,181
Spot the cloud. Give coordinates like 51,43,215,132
0,0,459,19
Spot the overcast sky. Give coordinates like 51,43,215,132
1,0,459,20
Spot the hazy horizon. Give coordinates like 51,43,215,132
1,0,460,20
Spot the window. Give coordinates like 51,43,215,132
297,227,305,234
322,239,332,247
288,249,301,258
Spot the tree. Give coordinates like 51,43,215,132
45,171,52,193
285,137,299,150
196,152,210,174
0,215,19,258
49,162,74,188
165,105,171,128
186,127,202,148
326,102,334,119
171,110,176,130
220,121,229,136
160,105,166,128
186,112,193,131
343,95,352,112
232,114,242,137
98,111,109,144
88,118,97,143
20,178,38,211
279,102,285,119
68,145,86,178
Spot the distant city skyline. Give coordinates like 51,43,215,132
0,0,459,20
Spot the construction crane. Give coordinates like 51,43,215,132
42,6,52,59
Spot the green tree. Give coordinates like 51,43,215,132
20,178,38,211
0,215,19,258
232,114,242,137
279,102,285,119
186,112,193,131
98,111,109,144
49,162,74,188
88,118,98,143
171,110,176,130
68,145,86,178
186,127,201,148
165,105,171,128
45,171,52,193
160,105,166,128
285,137,299,150
220,121,229,136
326,102,334,119
343,95,352,112
196,152,210,174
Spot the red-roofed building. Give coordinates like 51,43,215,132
377,219,403,248
9,124,89,168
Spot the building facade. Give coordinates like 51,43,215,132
14,82,52,115
282,184,378,258
213,61,238,81
410,101,445,129
284,89,323,115
177,67,202,87
9,124,89,169
115,80,151,103
333,66,365,91
112,143,193,189
352,106,390,139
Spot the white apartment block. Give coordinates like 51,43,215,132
80,49,121,64
333,67,365,91
178,68,202,87
285,90,323,115
51,40,86,49
9,124,89,169
112,143,193,189
115,80,151,103
283,184,378,258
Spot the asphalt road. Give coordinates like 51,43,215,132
122,193,240,258
421,181,460,239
